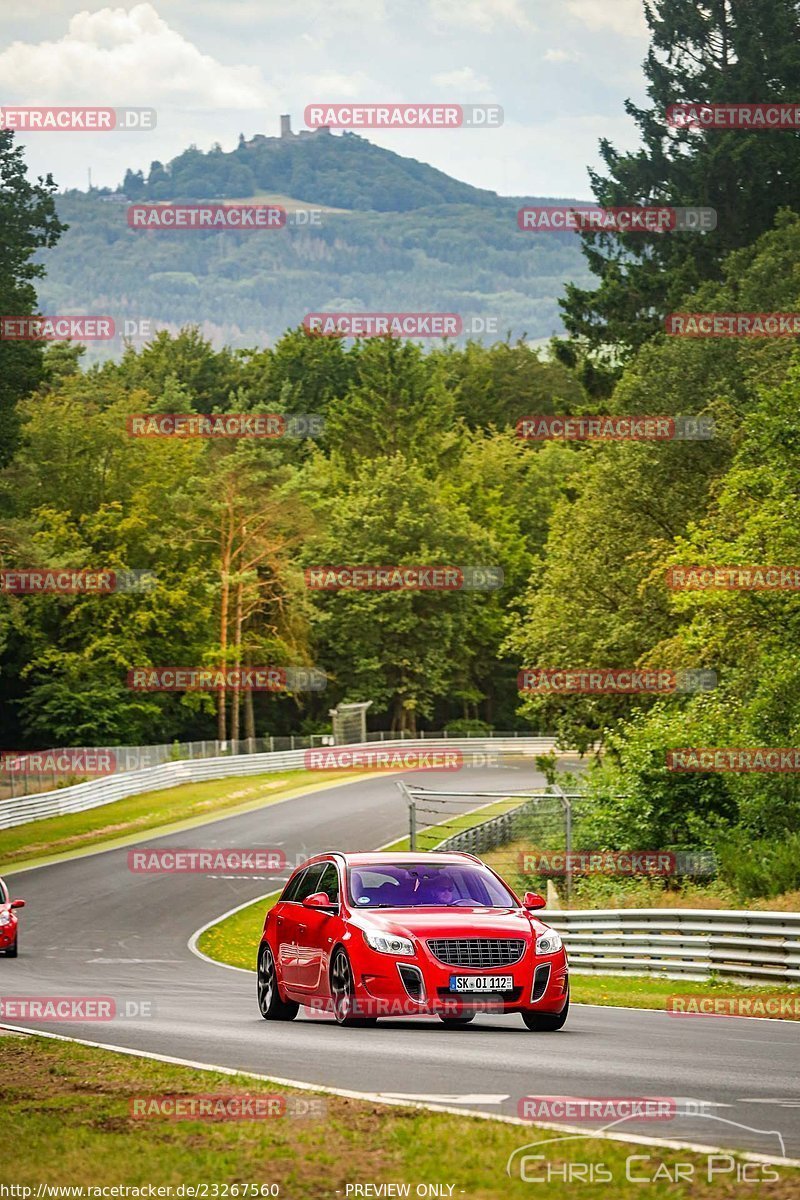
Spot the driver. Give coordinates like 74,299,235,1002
429,876,456,905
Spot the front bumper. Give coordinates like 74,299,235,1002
0,923,17,948
352,938,568,1018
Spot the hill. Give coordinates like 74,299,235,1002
36,128,594,357
121,125,581,213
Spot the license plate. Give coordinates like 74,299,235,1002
449,974,513,992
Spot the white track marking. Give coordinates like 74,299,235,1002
0,1024,797,1167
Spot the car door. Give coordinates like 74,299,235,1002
292,861,341,993
276,863,324,988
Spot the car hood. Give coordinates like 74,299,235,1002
350,906,545,940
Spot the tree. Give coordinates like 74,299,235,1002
113,328,242,414
182,440,313,742
241,326,356,417
323,336,459,469
507,213,800,749
301,452,497,733
561,0,800,360
432,338,587,430
0,379,216,743
0,131,66,466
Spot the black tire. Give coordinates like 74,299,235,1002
257,944,298,1021
438,1014,475,1027
5,935,17,958
521,987,569,1031
330,947,376,1026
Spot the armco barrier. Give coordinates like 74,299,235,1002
0,737,558,830
547,908,800,985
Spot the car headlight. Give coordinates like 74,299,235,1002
0,912,12,926
362,928,414,956
536,929,562,955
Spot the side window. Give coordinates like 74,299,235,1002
282,867,310,903
293,863,325,902
316,862,340,904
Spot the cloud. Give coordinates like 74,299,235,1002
0,2,274,108
173,0,387,23
298,71,376,100
565,0,648,37
543,48,583,63
432,67,493,96
429,0,534,32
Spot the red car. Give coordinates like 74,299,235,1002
0,877,25,958
257,851,569,1030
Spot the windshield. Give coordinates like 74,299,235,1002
348,861,516,909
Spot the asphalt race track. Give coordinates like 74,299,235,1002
3,762,800,1163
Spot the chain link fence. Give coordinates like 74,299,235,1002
401,783,586,900
401,784,717,907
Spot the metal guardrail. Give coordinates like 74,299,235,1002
547,908,800,985
0,736,558,830
0,729,551,799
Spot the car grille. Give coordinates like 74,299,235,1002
426,938,526,968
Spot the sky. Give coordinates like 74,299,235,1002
0,0,652,198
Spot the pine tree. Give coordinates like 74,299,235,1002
561,0,800,362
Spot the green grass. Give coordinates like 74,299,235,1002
570,973,800,1017
4,1034,795,1195
384,795,525,854
0,768,365,871
197,889,281,969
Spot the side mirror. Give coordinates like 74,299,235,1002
10,899,25,910
523,891,546,910
303,891,336,911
